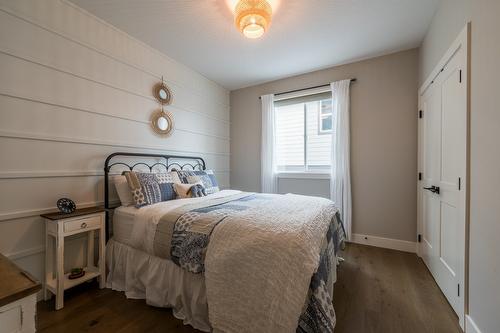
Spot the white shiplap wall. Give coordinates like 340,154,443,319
0,0,230,290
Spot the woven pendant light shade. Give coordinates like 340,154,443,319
235,0,272,39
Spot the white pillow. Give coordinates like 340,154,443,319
114,176,134,206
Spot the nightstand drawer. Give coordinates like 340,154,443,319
64,215,101,233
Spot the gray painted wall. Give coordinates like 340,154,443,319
230,49,419,242
420,1,500,331
418,0,468,85
278,178,330,199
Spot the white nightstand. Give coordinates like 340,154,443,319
41,207,106,310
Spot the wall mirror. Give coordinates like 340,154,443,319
151,109,174,136
153,82,172,105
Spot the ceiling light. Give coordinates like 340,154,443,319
234,0,272,39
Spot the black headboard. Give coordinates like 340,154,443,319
103,152,206,240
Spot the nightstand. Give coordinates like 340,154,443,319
41,207,105,310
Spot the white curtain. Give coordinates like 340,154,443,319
261,94,277,193
330,80,352,240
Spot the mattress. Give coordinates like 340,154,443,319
112,205,138,246
111,190,244,256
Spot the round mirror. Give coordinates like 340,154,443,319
157,116,169,130
158,89,168,100
151,109,174,136
153,82,172,105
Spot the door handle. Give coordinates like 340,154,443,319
423,186,440,194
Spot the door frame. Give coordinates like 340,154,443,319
417,23,470,330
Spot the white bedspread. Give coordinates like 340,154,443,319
205,193,335,333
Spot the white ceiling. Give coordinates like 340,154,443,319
69,0,439,90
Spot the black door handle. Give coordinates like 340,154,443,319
423,186,440,194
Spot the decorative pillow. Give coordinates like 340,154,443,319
190,184,207,198
114,176,134,206
176,170,219,194
124,171,180,208
174,182,207,198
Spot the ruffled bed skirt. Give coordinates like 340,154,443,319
106,239,211,332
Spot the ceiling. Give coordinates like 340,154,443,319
69,0,439,90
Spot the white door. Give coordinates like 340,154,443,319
418,26,468,327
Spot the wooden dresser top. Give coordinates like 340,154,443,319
0,254,41,307
40,206,105,221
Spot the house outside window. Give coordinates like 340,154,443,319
319,99,333,134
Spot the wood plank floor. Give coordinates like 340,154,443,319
37,243,462,332
332,244,461,333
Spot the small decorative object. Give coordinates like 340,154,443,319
235,0,272,39
153,76,173,105
68,267,85,280
190,184,207,198
56,198,76,214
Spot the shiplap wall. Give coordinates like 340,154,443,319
0,0,230,290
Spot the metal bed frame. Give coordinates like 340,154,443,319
103,152,206,240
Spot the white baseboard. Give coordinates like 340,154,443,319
350,233,417,253
466,315,482,333
5,246,45,261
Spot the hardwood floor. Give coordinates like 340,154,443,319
37,243,462,332
332,244,461,333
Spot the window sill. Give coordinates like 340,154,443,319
276,172,331,180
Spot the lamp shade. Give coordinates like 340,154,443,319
235,0,272,39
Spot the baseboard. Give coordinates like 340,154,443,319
5,246,45,261
466,315,482,333
350,233,417,253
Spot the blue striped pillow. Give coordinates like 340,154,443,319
176,170,220,194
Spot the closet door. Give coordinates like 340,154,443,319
418,26,468,326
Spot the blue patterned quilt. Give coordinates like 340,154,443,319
297,211,345,333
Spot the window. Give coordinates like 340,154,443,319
319,99,333,134
274,92,333,173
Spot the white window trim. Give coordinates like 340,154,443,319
276,171,331,180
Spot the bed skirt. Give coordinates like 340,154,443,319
106,238,211,332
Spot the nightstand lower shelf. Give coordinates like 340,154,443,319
45,266,100,293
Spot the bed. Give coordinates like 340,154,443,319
104,152,345,333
